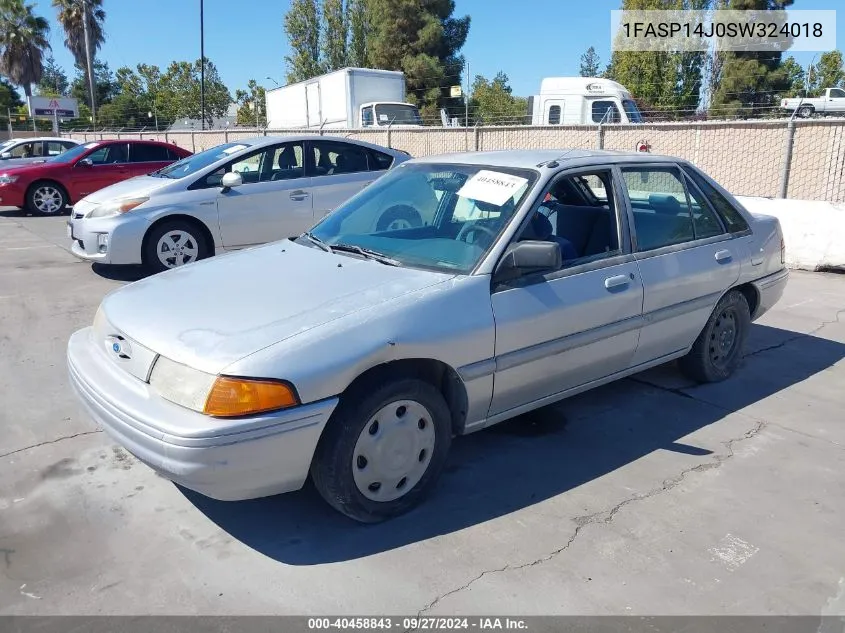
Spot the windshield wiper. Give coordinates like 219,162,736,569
331,243,401,266
300,231,332,252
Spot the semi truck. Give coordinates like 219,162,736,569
527,77,644,125
265,67,424,129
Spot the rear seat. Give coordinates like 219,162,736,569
551,203,618,258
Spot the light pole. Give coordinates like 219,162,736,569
266,76,280,88
82,0,96,127
200,0,206,130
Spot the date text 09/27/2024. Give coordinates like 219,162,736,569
307,617,529,630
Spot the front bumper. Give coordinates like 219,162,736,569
750,267,789,321
67,212,150,265
0,182,26,207
67,327,338,501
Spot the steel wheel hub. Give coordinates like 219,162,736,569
352,399,436,502
33,187,63,213
157,230,199,268
709,309,737,368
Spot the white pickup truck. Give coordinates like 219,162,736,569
781,87,845,118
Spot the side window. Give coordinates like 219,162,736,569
130,143,170,162
86,147,111,164
548,104,561,125
518,169,621,267
310,141,369,176
88,143,129,164
46,141,69,156
683,167,750,234
262,142,304,181
368,149,394,171
229,150,264,182
591,100,621,123
10,142,35,158
621,167,695,251
684,177,725,239
830,88,845,98
362,106,374,127
166,148,182,161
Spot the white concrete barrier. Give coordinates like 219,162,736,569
735,196,845,272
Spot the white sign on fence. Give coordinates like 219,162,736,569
26,96,79,118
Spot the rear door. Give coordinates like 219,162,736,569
619,164,741,366
306,140,380,221
211,141,312,248
69,143,132,199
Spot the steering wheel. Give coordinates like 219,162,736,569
456,220,498,245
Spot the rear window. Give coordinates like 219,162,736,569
369,150,394,171
131,143,170,162
684,167,750,234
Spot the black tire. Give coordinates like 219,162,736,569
142,219,209,274
26,180,68,215
311,378,452,523
376,205,422,232
679,290,750,383
797,105,814,118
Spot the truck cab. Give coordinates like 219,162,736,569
528,77,644,125
360,101,423,127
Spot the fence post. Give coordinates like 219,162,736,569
387,126,392,148
778,120,796,199
191,131,196,153
164,132,169,144
597,123,605,150
224,129,229,142
474,124,480,151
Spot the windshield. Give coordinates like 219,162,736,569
47,142,97,163
307,162,538,274
374,104,422,126
622,99,644,123
155,142,250,179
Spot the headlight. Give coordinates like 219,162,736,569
149,355,299,417
88,196,149,219
0,174,19,185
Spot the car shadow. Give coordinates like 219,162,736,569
91,263,150,283
182,323,845,565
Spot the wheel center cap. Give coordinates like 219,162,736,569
381,427,414,473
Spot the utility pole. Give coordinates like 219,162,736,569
200,0,206,131
82,0,96,127
465,60,470,127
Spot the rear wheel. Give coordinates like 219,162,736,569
679,290,750,383
797,104,814,118
142,220,209,274
311,378,452,523
26,181,68,215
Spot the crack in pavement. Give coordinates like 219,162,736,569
412,419,766,621
744,307,845,359
0,429,103,460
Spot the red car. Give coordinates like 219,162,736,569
0,139,192,215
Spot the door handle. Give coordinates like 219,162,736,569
290,190,310,201
604,275,629,290
715,249,732,263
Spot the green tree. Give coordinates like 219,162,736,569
36,53,68,96
284,0,322,82
709,0,795,118
0,75,24,111
157,59,231,126
779,56,805,98
322,0,347,72
580,47,601,77
469,71,527,125
235,79,266,126
347,0,370,67
367,0,470,119
70,58,115,107
0,0,51,97
52,0,106,109
807,50,844,96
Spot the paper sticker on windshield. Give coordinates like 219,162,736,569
378,114,388,122
222,144,248,154
457,170,529,206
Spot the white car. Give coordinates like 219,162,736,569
67,135,412,273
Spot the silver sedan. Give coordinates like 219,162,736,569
66,135,411,273
67,149,788,522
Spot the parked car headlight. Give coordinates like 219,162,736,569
149,355,299,417
88,196,149,218
0,174,19,184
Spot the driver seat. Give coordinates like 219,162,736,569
521,212,578,261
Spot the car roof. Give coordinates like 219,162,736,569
6,136,75,143
408,149,688,170
233,134,405,155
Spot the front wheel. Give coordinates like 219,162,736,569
310,378,452,523
26,181,68,215
679,290,750,383
142,220,209,274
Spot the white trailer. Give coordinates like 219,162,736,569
527,77,644,125
265,67,423,129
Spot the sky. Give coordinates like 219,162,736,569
26,0,845,100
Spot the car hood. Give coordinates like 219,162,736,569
82,175,174,204
101,241,454,375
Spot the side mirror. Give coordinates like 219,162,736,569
0,152,10,159
494,241,561,283
220,171,242,192
76,158,93,167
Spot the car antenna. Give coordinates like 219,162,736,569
537,148,574,169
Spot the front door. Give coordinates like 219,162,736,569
69,143,131,199
489,166,644,417
215,141,313,248
307,140,378,221
618,165,742,366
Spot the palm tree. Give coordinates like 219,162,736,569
52,0,105,107
0,0,51,98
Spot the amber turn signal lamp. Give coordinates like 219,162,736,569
203,376,299,417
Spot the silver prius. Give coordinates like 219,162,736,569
67,135,411,273
67,149,789,522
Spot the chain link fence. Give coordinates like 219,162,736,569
65,119,845,203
